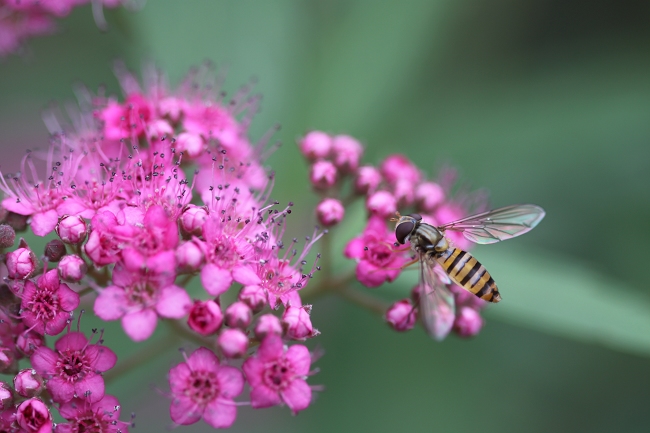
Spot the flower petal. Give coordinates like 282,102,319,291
155,285,191,319
84,345,117,372
201,264,232,296
54,332,87,352
169,396,202,425
285,344,311,376
232,265,261,285
31,209,59,237
122,309,157,342
94,286,128,321
250,384,281,409
281,378,312,414
30,347,58,376
217,366,244,398
203,399,237,429
74,373,105,403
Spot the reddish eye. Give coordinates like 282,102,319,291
395,221,415,244
408,213,422,221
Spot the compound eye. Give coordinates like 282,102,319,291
409,213,422,221
395,221,415,244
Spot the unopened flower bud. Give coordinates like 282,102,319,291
0,225,15,248
176,132,204,158
254,314,283,339
354,165,382,195
0,348,17,374
147,119,173,138
187,300,223,336
238,285,266,313
218,328,248,358
176,240,204,272
415,181,445,212
55,215,87,244
393,179,416,207
299,131,332,161
225,301,252,329
315,198,345,227
366,190,397,218
453,306,484,338
0,382,13,411
179,204,208,237
385,299,417,332
381,154,421,184
57,255,87,283
3,212,28,232
13,369,44,398
282,305,318,340
44,239,66,262
5,246,37,280
310,160,337,190
332,134,363,172
16,398,52,433
15,331,45,357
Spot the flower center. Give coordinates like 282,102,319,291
57,350,91,382
76,415,104,433
186,370,219,404
262,358,293,391
27,290,60,320
212,237,240,268
365,243,394,267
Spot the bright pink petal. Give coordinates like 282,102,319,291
343,237,365,259
54,332,87,352
56,283,80,311
203,400,237,429
155,285,191,319
232,265,261,285
122,309,157,342
47,376,75,403
281,378,312,414
201,264,232,296
31,209,59,236
146,251,176,276
242,358,264,388
169,396,202,425
285,345,311,376
74,373,105,403
44,311,71,336
30,346,58,374
250,384,281,409
187,347,220,371
355,260,386,288
216,366,244,398
84,346,117,371
365,214,388,235
94,286,128,321
257,334,283,362
169,363,191,394
1,197,34,215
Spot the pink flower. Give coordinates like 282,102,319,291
217,329,249,359
380,154,421,185
187,300,223,336
354,165,382,195
453,306,484,337
31,331,117,403
331,134,363,173
365,190,397,218
385,299,417,332
20,270,80,336
243,335,312,414
315,198,345,227
16,397,52,433
57,395,130,433
55,215,87,245
5,246,38,280
14,369,45,398
97,93,152,141
310,160,337,190
169,347,244,429
344,215,406,287
282,305,318,340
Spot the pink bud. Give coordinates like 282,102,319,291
15,331,45,357
415,181,445,212
0,224,15,248
159,96,184,122
393,179,416,207
381,154,421,184
310,160,338,190
0,382,13,411
179,204,208,237
5,246,37,280
225,301,252,329
354,165,382,195
147,119,174,137
217,328,249,358
176,240,205,272
238,285,267,313
0,348,16,374
55,215,87,244
44,240,65,262
57,255,87,283
254,314,283,339
385,299,417,332
315,198,345,227
453,306,484,337
299,131,332,161
332,134,363,172
13,369,44,398
187,300,223,336
282,305,318,340
176,132,204,158
16,398,52,433
366,190,397,218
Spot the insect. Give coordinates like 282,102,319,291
393,204,545,340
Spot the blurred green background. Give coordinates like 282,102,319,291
1,1,649,432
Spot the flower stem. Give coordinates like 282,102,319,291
335,284,389,316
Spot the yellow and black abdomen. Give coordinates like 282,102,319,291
434,248,502,303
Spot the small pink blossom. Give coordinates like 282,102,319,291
243,335,312,414
98,93,152,141
5,246,37,280
380,154,421,184
415,181,445,212
57,395,130,433
354,165,382,195
453,306,484,337
20,270,80,336
282,305,318,340
365,190,397,218
57,255,87,283
14,369,45,398
344,215,405,287
385,299,417,332
0,382,13,411
169,347,244,429
224,302,252,329
218,329,249,359
176,240,205,272
187,300,223,336
55,215,87,244
238,285,267,313
16,397,52,433
310,160,338,190
299,131,332,161
31,331,117,403
315,198,345,227
254,314,283,339
179,204,208,237
331,134,363,172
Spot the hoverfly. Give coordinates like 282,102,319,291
393,204,545,340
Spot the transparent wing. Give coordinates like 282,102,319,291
438,204,545,245
418,255,455,341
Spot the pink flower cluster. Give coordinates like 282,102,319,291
299,132,489,339
0,64,323,429
0,0,126,57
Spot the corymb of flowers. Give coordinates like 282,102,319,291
0,62,492,430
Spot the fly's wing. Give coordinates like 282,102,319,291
418,255,455,341
438,204,545,244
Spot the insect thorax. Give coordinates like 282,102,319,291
410,223,446,254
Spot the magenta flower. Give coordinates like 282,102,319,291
31,331,116,404
98,93,153,141
15,397,52,433
344,215,406,287
20,270,80,336
169,347,244,429
243,335,313,414
56,395,130,433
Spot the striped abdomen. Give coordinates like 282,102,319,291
434,248,502,303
